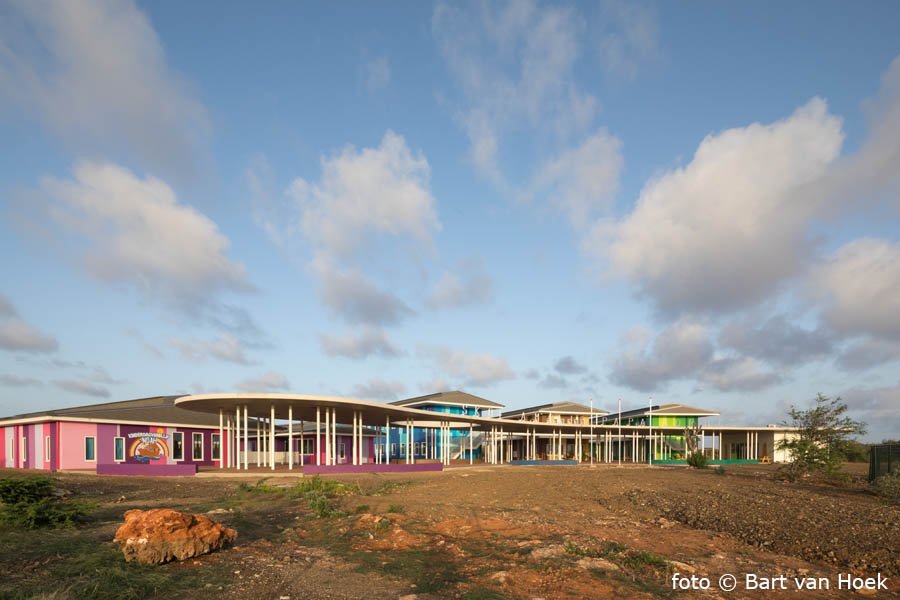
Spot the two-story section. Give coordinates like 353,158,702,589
386,391,503,461
502,401,608,425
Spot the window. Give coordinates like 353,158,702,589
338,442,346,460
172,432,184,461
211,433,221,461
114,437,125,462
390,443,396,456
20,436,27,463
192,432,204,461
302,438,314,455
84,436,96,462
45,436,51,462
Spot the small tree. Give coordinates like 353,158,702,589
778,393,866,478
684,423,707,469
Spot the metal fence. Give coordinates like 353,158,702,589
869,443,900,481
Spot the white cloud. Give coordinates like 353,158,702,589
260,131,440,327
0,374,42,387
0,294,58,353
427,259,493,309
838,338,900,371
352,378,406,401
718,316,834,367
531,130,623,226
554,355,589,375
41,161,251,311
290,131,439,262
609,321,713,392
314,262,414,326
817,56,900,212
811,238,900,340
0,0,210,180
319,327,402,359
591,98,844,316
596,0,661,80
419,345,515,387
54,379,110,398
363,56,391,93
170,334,252,365
235,371,290,393
433,1,597,181
699,356,782,392
839,384,900,442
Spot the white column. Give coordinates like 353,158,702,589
256,417,261,467
316,407,321,466
270,405,275,470
325,408,331,466
235,406,241,470
226,416,232,468
385,417,390,464
218,409,224,469
332,408,337,465
300,419,305,467
243,406,248,470
288,405,293,470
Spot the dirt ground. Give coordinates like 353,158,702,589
0,463,897,599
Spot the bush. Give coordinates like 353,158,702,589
0,476,88,529
686,452,708,469
873,470,900,504
714,466,726,476
290,476,356,518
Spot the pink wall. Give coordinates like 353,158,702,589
58,421,99,470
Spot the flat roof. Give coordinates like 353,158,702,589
0,395,223,428
391,390,505,409
599,403,719,422
502,401,609,418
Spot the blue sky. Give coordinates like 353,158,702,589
1,0,899,440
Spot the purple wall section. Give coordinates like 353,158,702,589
97,463,197,476
304,463,443,474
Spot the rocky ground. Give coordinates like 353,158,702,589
0,463,897,599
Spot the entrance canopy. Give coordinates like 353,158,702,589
174,393,624,434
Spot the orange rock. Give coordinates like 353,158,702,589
114,508,236,564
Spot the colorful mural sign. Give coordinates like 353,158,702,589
128,431,169,462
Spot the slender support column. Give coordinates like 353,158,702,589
218,409,224,469
226,416,232,468
288,405,293,470
300,419,305,467
232,406,238,470
256,417,260,467
385,417,390,464
324,407,330,465
331,408,337,464
242,406,248,470
270,405,275,470
316,407,321,466
351,412,357,466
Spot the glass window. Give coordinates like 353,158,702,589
45,436,51,461
84,437,96,461
192,432,204,461
114,437,125,462
172,432,184,460
338,442,346,459
211,433,221,461
302,438,314,454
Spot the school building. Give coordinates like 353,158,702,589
0,391,798,475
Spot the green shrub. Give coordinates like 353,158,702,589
873,470,900,504
714,466,726,476
290,476,355,518
0,476,89,529
686,452,708,469
386,504,404,514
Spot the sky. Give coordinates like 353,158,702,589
1,0,899,441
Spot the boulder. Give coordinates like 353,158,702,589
114,508,236,564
